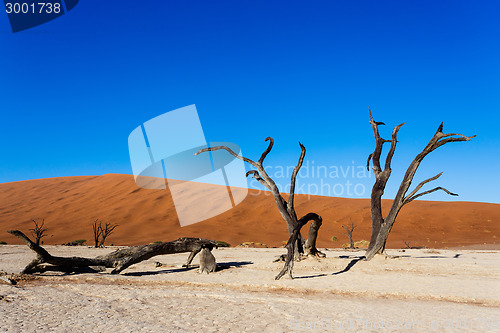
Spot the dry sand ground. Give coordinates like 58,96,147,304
1,246,499,332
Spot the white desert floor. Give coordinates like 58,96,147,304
0,245,499,332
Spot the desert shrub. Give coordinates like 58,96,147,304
150,241,162,244
215,240,231,247
0,241,7,245
331,236,338,242
342,240,369,249
239,242,267,248
63,239,86,246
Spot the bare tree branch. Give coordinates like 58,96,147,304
368,107,385,174
384,123,405,171
287,142,306,213
432,135,476,152
366,153,373,171
195,146,259,168
403,172,443,204
196,140,283,203
7,230,52,259
98,222,118,247
258,137,274,165
440,132,475,139
404,187,458,205
29,219,48,246
245,170,271,190
342,220,357,249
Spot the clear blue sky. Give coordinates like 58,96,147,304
0,0,498,203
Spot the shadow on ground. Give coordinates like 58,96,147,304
332,257,365,276
216,261,253,271
123,261,253,276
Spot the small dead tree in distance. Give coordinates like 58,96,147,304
99,222,118,247
196,137,323,280
92,220,118,248
342,220,357,249
29,219,48,246
365,108,475,260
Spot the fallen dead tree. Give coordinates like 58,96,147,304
8,230,218,275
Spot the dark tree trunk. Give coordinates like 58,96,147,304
196,137,324,279
365,109,475,260
303,216,323,256
275,213,322,280
92,220,101,248
8,230,218,275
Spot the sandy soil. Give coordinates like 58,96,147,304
0,246,499,332
0,174,499,249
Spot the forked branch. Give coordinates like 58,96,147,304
245,170,271,190
195,146,259,168
404,187,457,205
342,220,357,249
384,123,405,171
401,172,458,205
29,219,48,246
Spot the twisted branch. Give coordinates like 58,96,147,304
245,170,271,190
275,213,322,280
195,146,259,168
258,137,274,164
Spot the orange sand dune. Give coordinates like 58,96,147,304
0,174,498,249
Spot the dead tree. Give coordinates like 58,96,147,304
29,219,48,246
196,137,323,280
99,222,118,247
402,240,425,250
342,220,357,249
92,220,118,248
365,109,475,260
8,230,217,275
